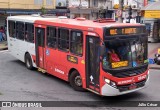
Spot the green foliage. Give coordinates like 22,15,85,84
41,6,46,15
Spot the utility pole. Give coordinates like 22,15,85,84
80,0,82,7
128,5,132,23
88,0,90,8
118,0,124,23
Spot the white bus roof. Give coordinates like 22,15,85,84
7,15,57,23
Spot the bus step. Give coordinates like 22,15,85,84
86,88,100,95
38,68,46,73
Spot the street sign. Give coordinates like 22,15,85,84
116,9,122,17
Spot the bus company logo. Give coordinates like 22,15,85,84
2,102,11,107
138,75,146,81
55,68,64,74
118,79,132,85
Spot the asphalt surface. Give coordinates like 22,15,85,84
0,51,160,110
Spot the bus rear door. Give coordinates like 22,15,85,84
35,25,46,70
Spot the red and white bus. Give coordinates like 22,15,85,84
7,15,149,96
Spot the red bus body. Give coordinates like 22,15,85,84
7,16,149,96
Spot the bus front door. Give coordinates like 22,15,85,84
86,36,100,93
35,27,46,69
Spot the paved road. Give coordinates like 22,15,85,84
148,43,160,58
0,51,160,110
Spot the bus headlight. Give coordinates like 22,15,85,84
104,78,117,88
104,78,110,84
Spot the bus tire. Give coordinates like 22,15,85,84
69,71,85,91
25,53,34,70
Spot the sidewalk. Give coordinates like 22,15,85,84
148,43,160,69
0,41,8,50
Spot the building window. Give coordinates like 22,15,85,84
34,0,43,5
70,30,83,56
16,22,24,40
46,0,53,6
8,21,16,38
25,23,34,43
47,26,57,48
58,28,69,51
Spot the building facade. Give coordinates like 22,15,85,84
55,0,69,16
0,0,56,26
141,0,160,42
68,0,114,20
0,0,55,9
113,0,145,23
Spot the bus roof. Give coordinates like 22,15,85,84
7,15,57,23
8,15,143,29
35,17,143,29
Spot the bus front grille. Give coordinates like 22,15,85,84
117,79,146,92
114,67,147,78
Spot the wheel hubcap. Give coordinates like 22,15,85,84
75,76,82,87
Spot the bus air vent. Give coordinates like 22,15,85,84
31,14,40,17
41,14,57,18
75,17,86,21
93,18,115,23
58,16,68,19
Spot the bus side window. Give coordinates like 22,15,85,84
25,23,34,43
8,21,16,38
47,26,57,48
16,22,24,40
70,31,83,56
58,28,69,52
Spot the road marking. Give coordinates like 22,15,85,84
0,50,8,53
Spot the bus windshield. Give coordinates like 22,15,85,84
102,36,148,70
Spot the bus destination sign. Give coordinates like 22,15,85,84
107,27,145,36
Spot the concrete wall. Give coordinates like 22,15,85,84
0,0,56,9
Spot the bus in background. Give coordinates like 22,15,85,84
7,15,149,96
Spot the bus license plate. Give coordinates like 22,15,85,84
129,84,137,90
111,61,128,68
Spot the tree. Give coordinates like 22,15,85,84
41,6,46,15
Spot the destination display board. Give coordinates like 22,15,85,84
105,27,146,36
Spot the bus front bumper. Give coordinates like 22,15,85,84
101,74,149,96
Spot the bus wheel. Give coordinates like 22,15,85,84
25,54,34,70
69,71,85,91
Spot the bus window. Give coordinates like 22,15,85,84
25,23,34,43
47,26,57,48
16,22,24,40
70,31,83,56
8,21,16,38
102,36,147,69
58,28,69,51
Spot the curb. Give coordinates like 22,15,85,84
149,64,160,70
0,41,8,51
0,47,8,51
148,47,160,58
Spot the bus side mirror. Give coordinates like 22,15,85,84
100,45,106,56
